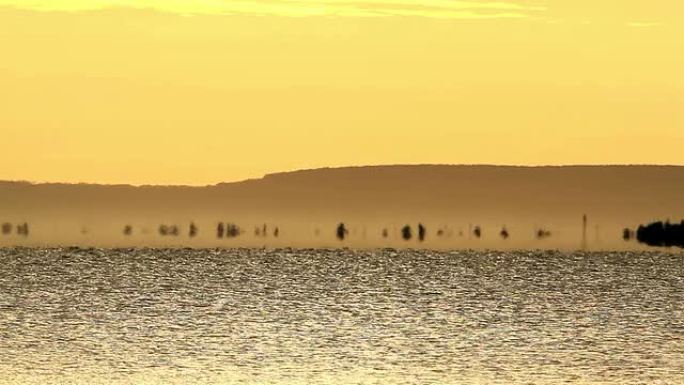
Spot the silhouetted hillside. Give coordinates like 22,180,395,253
1,165,683,249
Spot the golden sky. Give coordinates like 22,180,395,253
1,1,682,185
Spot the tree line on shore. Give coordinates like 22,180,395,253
634,220,684,248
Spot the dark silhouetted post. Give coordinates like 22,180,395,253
217,223,225,239
189,222,198,238
582,214,588,250
273,227,279,238
595,224,601,245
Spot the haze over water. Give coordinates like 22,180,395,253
1,247,682,384
2,0,683,382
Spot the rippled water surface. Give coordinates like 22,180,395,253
0,248,683,384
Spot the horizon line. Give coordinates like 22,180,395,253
1,163,683,188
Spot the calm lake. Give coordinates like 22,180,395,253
0,248,682,384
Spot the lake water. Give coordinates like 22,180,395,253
0,248,682,384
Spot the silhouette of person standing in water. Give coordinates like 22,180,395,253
217,223,225,239
337,223,348,241
402,225,412,241
418,223,426,242
473,226,481,238
16,223,29,237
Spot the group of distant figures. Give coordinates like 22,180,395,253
335,220,683,248
215,223,279,239
217,223,280,239
3,218,681,249
252,224,279,238
122,223,199,238
121,222,280,240
1,222,30,237
335,222,552,242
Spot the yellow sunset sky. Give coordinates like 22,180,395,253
1,1,682,185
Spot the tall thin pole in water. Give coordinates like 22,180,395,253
582,214,588,250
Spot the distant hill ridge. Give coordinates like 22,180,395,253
2,164,683,188
1,164,682,219
1,165,683,249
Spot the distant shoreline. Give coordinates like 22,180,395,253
2,164,683,250
1,246,683,254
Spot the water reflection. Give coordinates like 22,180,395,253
0,248,682,384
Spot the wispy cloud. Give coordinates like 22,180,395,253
0,0,545,19
627,21,663,28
